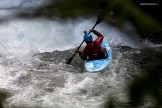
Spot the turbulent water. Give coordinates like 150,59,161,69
0,6,161,108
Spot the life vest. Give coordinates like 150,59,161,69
86,41,106,60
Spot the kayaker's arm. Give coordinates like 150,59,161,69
90,29,104,44
90,29,104,53
90,29,103,38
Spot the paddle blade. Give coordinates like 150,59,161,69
96,13,105,24
91,13,105,30
66,56,73,64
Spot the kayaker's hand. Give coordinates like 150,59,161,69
84,31,87,35
89,29,95,33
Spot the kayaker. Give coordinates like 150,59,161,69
76,29,106,61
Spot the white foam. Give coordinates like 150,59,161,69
0,16,144,53
0,8,149,108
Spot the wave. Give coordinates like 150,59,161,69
0,12,147,53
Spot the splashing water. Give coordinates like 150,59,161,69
0,5,159,108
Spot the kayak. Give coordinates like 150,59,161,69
84,42,112,72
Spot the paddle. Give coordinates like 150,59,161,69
66,14,104,64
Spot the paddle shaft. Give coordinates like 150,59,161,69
66,15,104,64
74,23,98,52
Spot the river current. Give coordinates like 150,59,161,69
0,5,160,108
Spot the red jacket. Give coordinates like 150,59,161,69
79,30,104,60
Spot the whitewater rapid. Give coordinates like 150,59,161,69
0,16,143,51
0,8,157,108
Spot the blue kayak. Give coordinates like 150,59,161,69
84,42,112,72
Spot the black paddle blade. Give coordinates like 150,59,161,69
91,13,105,30
96,13,105,24
66,57,73,64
